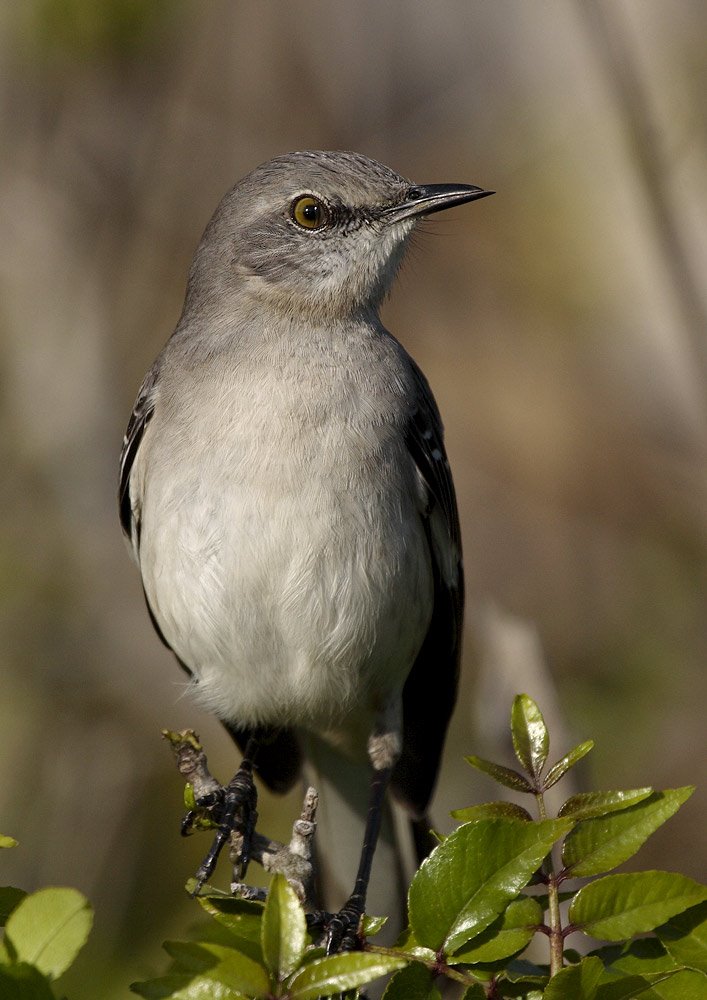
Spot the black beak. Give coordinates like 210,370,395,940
384,183,494,223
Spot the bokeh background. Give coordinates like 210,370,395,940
1,1,705,995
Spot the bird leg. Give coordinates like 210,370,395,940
323,708,402,953
322,762,392,952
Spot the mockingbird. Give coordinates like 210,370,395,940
119,150,492,946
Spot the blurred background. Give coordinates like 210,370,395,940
1,1,705,994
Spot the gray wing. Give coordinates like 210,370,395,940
392,360,464,818
119,364,159,553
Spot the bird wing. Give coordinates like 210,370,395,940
393,360,464,818
119,363,160,554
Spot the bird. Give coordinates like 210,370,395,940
119,150,492,947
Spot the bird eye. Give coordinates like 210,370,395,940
291,195,328,230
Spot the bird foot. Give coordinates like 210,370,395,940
162,729,258,893
191,762,259,892
306,893,365,953
164,731,320,904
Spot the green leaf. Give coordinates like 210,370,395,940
657,899,707,974
544,741,595,790
0,837,18,850
460,987,486,999
362,914,388,937
449,896,542,964
570,871,707,941
4,887,93,979
408,817,572,954
160,941,269,996
643,970,707,999
0,886,27,926
130,972,249,998
261,873,305,980
0,964,56,1000
542,955,603,999
511,695,549,780
559,790,654,821
381,961,442,999
286,952,406,999
588,937,678,975
594,971,685,1000
197,895,264,952
562,788,694,877
451,802,533,823
464,756,534,793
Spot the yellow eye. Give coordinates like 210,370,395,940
291,195,328,230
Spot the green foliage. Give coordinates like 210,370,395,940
127,695,705,997
0,836,93,999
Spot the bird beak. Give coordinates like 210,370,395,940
384,183,494,224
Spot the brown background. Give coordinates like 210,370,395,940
1,2,705,994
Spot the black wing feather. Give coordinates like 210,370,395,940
119,364,159,544
392,361,464,817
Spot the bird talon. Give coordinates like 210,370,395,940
325,896,365,953
191,762,259,888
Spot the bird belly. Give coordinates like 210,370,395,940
137,427,433,733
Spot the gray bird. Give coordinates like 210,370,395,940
119,150,492,945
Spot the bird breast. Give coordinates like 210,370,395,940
134,336,434,731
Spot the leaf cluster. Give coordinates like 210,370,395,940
132,695,707,999
0,836,93,1000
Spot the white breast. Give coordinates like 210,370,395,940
132,342,433,733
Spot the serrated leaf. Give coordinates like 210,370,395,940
542,955,603,999
130,972,248,998
408,817,571,954
544,741,595,789
570,871,707,941
381,961,442,999
0,886,27,926
562,788,694,877
449,896,542,964
4,887,93,980
0,964,56,1000
559,790,654,821
286,951,406,999
511,695,549,779
451,802,533,823
657,899,707,974
261,873,305,980
0,836,17,850
465,756,534,793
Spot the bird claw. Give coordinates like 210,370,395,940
323,894,366,953
190,762,259,893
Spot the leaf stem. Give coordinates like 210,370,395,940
535,790,564,977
